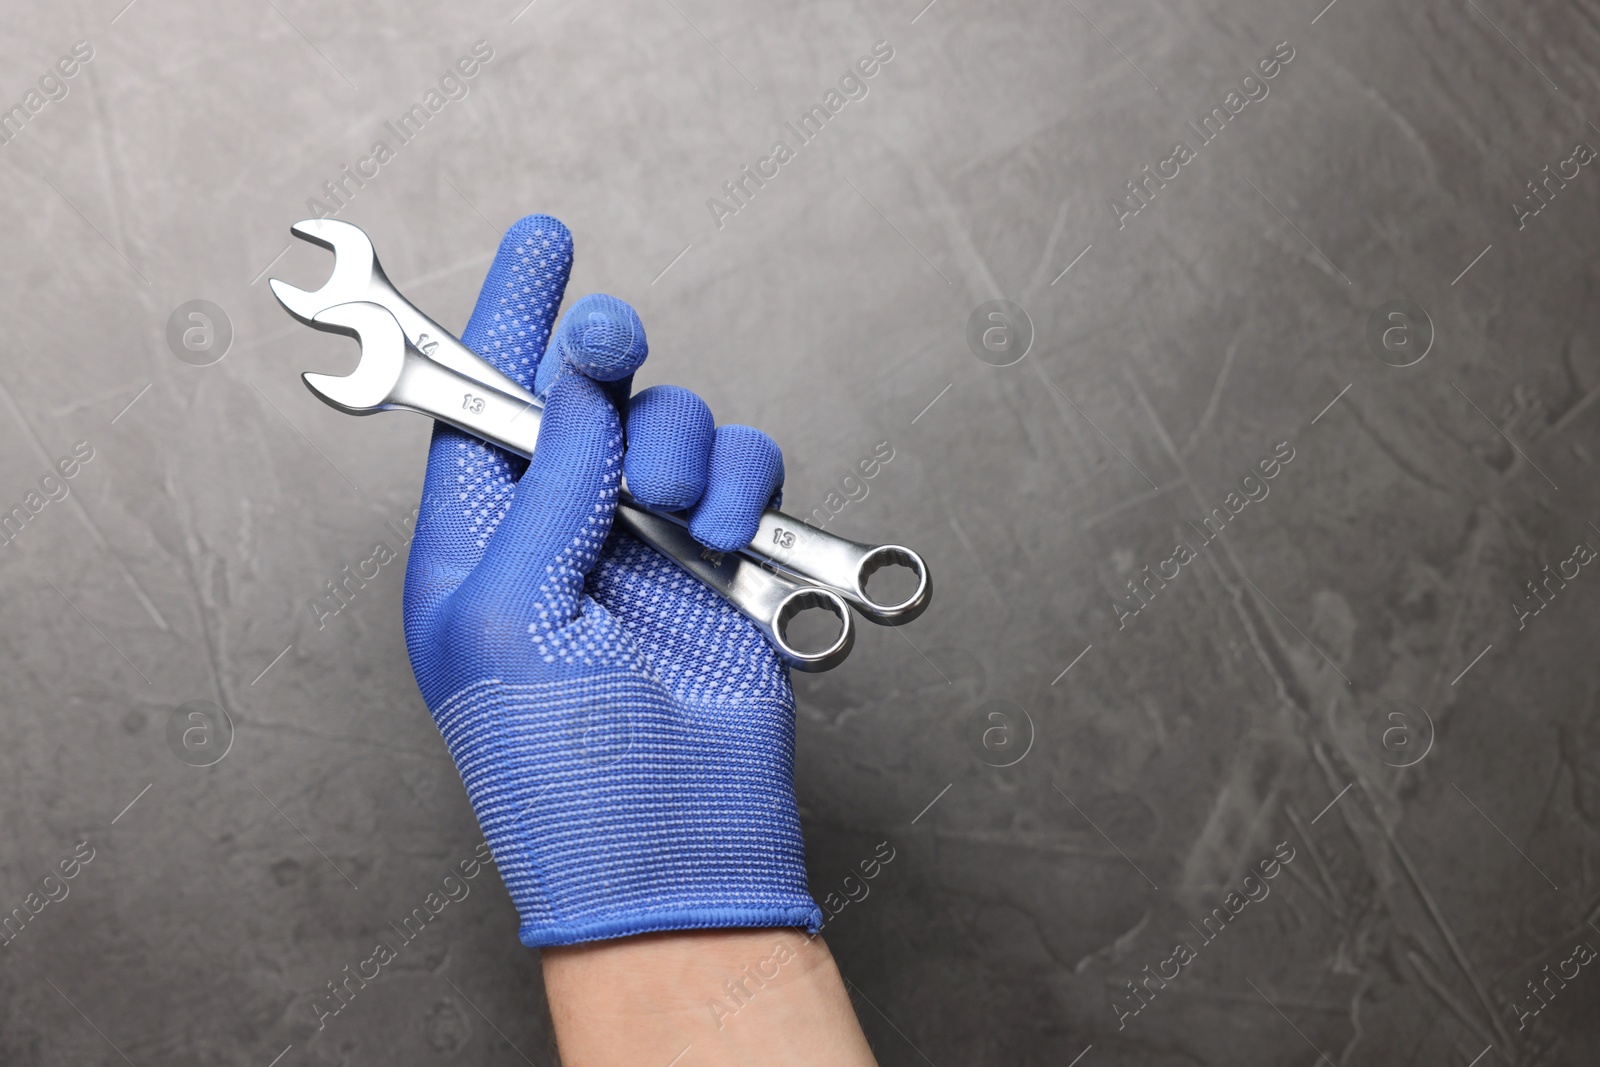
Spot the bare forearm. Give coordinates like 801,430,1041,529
542,929,879,1067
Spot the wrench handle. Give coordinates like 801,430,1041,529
614,507,854,672
367,262,533,399
380,310,929,624
388,350,544,457
377,349,853,671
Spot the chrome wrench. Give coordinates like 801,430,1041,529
294,300,854,672
268,218,931,626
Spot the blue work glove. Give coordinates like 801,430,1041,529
402,214,822,948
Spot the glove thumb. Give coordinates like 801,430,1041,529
454,368,622,633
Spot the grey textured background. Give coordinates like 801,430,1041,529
2,0,1599,1063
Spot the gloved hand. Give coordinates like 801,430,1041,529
403,215,823,948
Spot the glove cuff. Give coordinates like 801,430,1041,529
520,902,824,949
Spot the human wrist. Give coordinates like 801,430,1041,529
541,928,878,1066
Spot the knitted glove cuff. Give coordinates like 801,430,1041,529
522,904,824,948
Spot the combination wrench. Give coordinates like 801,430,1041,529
268,218,932,627
283,299,855,671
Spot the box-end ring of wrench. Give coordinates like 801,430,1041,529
294,300,854,672
267,218,931,627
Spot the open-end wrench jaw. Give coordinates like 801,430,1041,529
300,302,409,415
268,218,388,325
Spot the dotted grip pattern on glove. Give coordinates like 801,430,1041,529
402,216,822,947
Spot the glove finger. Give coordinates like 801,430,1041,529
464,214,575,392
453,370,622,634
405,216,573,619
686,425,783,553
623,386,714,511
534,293,648,403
